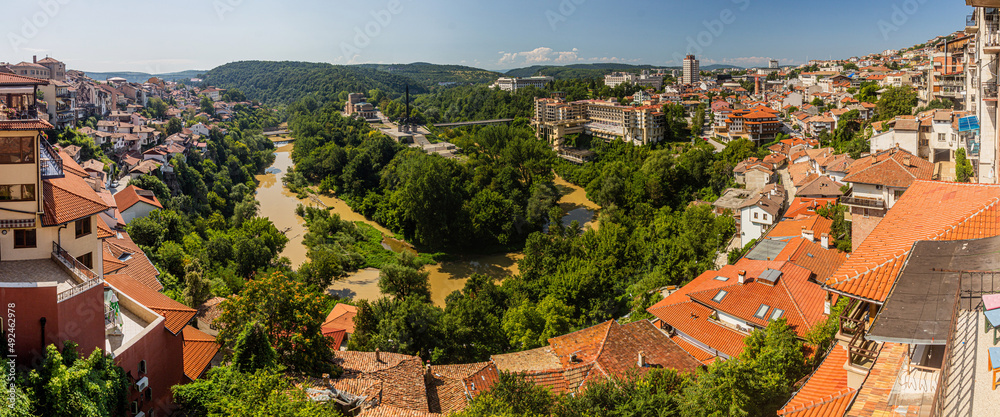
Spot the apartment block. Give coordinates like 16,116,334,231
491,76,554,92
965,3,1000,183
683,55,700,85
532,97,665,146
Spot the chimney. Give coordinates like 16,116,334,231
902,156,911,167
824,293,832,315
821,233,830,249
738,270,746,284
638,351,646,368
375,348,381,363
802,228,815,242
33,55,37,64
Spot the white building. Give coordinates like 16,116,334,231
683,55,700,85
491,76,554,92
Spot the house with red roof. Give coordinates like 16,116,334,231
114,185,163,224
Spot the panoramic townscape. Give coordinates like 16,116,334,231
2,1,1000,416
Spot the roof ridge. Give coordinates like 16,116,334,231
889,156,917,179
828,250,909,287
780,387,856,415
779,275,811,332
930,197,1000,241
592,320,618,362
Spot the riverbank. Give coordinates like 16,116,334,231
255,144,598,307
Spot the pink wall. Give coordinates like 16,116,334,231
115,322,185,416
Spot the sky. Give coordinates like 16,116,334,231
0,0,972,74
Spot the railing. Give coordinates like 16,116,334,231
848,320,879,365
0,106,39,121
985,81,998,99
57,277,104,303
968,14,977,28
984,25,1000,49
39,138,64,179
52,241,98,281
840,195,885,210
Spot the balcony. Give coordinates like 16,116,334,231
967,13,979,33
985,81,999,104
52,241,98,282
840,195,885,210
985,24,1000,54
39,138,64,179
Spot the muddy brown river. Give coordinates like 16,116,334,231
256,143,596,307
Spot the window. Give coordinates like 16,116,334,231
714,276,729,282
75,217,91,238
754,212,759,220
138,360,147,374
769,308,785,321
13,229,35,248
712,290,728,303
754,304,771,319
763,214,768,221
0,184,35,202
143,387,152,401
938,133,946,142
76,252,93,269
0,137,34,164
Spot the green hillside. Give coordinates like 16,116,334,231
351,62,501,86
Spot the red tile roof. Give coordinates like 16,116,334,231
0,73,48,85
105,274,195,334
114,185,163,212
323,328,347,351
843,148,934,188
182,325,218,380
686,261,825,337
0,120,54,130
844,343,911,416
648,301,747,358
766,216,833,241
426,362,500,413
490,346,561,372
104,231,162,291
41,175,110,226
826,181,1000,303
778,345,855,416
784,197,838,219
322,303,358,333
57,150,88,178
333,351,432,415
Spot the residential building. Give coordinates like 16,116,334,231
604,70,665,89
115,185,163,224
491,76,554,92
965,4,1000,183
0,72,217,415
733,157,776,191
839,148,934,250
720,106,782,144
870,110,970,163
739,184,785,246
683,55,700,85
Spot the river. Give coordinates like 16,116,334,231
255,142,596,307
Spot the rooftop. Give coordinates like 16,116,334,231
0,259,80,293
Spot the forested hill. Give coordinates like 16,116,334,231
201,61,428,105
351,62,501,86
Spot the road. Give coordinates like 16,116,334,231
778,166,795,206
706,137,725,153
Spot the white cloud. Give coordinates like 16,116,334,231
498,47,580,65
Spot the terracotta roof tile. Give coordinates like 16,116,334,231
323,303,358,333
426,362,499,413
196,297,225,329
104,232,162,291
778,345,855,416
182,325,218,380
0,73,49,85
766,216,833,241
843,148,934,188
41,174,110,226
491,346,561,372
844,343,910,416
826,181,1000,303
647,301,747,358
784,198,838,219
0,120,53,130
57,150,88,178
333,351,432,414
105,273,195,334
796,176,844,198
114,184,163,212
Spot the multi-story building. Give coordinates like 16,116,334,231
0,72,217,416
604,70,665,89
36,57,66,81
965,3,1000,183
719,105,782,144
491,76,554,92
532,97,665,146
683,55,700,85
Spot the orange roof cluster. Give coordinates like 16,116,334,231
784,197,838,219
323,303,358,334
492,320,702,391
778,345,855,416
766,215,833,241
182,325,219,380
331,351,435,415
105,273,195,334
825,181,1000,303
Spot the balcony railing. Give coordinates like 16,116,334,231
52,242,98,281
0,106,39,121
968,14,977,28
58,276,104,303
985,81,998,100
840,195,885,210
39,138,64,179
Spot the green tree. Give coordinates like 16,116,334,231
453,372,554,417
167,117,184,135
216,272,337,376
26,342,128,417
875,86,918,121
173,366,341,417
956,148,974,182
378,251,431,300
502,295,574,350
231,322,279,373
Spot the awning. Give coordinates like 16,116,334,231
0,86,35,95
868,237,1000,345
959,116,980,132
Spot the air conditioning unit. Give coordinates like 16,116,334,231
134,412,146,417
136,376,148,392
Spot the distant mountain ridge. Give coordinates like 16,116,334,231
81,70,205,83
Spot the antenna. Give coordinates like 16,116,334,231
404,84,410,125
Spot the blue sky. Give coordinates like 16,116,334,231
0,0,972,73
